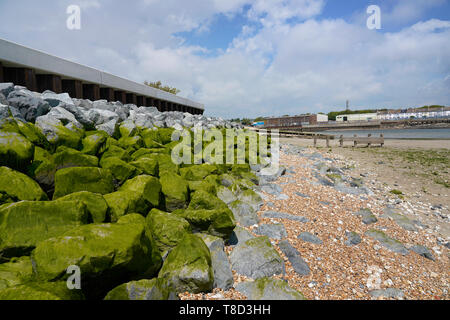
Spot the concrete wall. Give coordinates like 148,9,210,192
0,38,204,114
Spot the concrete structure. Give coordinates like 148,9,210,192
263,114,327,128
0,38,204,114
336,113,378,122
377,108,450,120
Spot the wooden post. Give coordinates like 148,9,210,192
4,67,37,91
62,80,83,99
0,62,4,83
100,88,115,101
339,135,343,147
313,135,317,147
136,95,144,107
353,134,357,147
367,133,372,147
83,84,100,101
114,91,126,104
326,135,330,148
380,134,384,147
126,93,137,105
36,74,62,93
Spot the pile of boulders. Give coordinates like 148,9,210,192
0,86,305,300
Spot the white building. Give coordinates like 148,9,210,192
336,113,378,122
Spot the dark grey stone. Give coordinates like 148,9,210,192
353,208,378,225
236,277,305,300
298,232,323,245
254,223,287,240
365,229,409,255
410,245,435,261
278,240,310,276
261,211,309,223
344,231,362,246
369,288,404,299
228,226,254,247
228,200,260,227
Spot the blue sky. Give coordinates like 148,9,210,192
0,0,449,118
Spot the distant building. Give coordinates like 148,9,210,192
336,113,378,122
377,107,450,120
263,114,328,128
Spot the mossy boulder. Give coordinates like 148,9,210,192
31,221,162,300
129,157,158,176
146,208,192,255
180,164,218,181
119,120,138,138
365,229,409,255
100,156,139,185
0,256,34,289
0,166,48,203
53,167,114,199
155,153,179,176
177,208,235,240
158,234,213,294
140,128,163,148
236,277,306,300
80,131,108,156
216,185,237,204
158,128,175,145
35,115,84,149
117,136,144,150
188,190,228,211
53,146,99,170
160,173,189,212
28,146,56,190
101,145,128,162
104,175,161,221
0,131,34,171
15,121,51,150
104,278,177,300
237,189,263,210
0,282,84,300
0,200,89,257
187,180,216,195
55,191,108,223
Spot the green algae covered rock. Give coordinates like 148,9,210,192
31,221,162,299
0,166,48,203
158,234,213,294
146,208,192,255
53,167,114,199
0,200,89,257
187,180,216,195
35,115,84,149
155,153,179,176
0,131,34,171
117,213,146,225
118,135,145,150
105,175,161,221
55,191,108,223
160,173,189,212
236,277,306,300
365,229,410,255
238,189,263,210
129,157,158,176
16,120,51,150
53,146,99,170
100,156,139,184
0,281,84,300
104,278,177,300
180,164,218,181
101,145,128,162
188,190,228,211
140,128,162,148
177,208,235,240
158,128,175,145
0,256,34,289
80,131,108,156
28,146,56,190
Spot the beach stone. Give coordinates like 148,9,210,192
158,234,213,294
260,183,282,195
345,231,362,246
228,226,254,247
196,234,233,290
254,223,287,240
295,192,310,198
32,219,162,300
237,189,263,211
236,277,306,300
298,232,323,245
261,211,309,223
0,200,89,257
383,208,418,232
229,236,285,279
353,208,378,225
365,229,409,255
278,240,310,276
216,186,237,204
275,193,289,200
369,288,404,299
7,89,50,122
54,191,108,223
47,106,83,129
410,245,435,261
228,200,260,227
104,278,177,300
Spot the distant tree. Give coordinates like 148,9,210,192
144,81,180,95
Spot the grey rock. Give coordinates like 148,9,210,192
237,189,263,211
275,193,289,201
216,186,237,205
254,223,287,240
0,104,22,120
228,200,260,227
382,208,417,232
295,192,310,198
7,89,50,122
47,106,83,129
261,211,309,223
57,103,93,129
229,236,285,279
369,288,404,299
228,226,254,247
410,245,435,261
0,93,7,105
236,277,305,300
196,234,234,290
41,91,74,107
0,83,14,98
87,108,119,125
96,118,119,136
298,232,323,245
278,240,310,276
365,229,409,255
260,183,282,195
353,208,378,225
344,231,362,246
